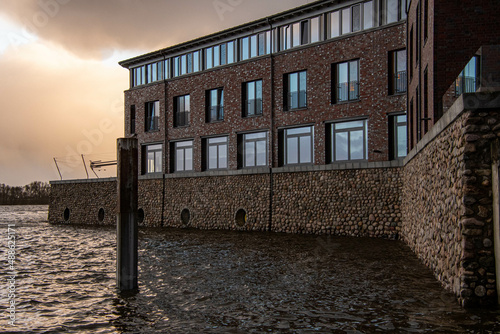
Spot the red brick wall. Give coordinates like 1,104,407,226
124,23,406,172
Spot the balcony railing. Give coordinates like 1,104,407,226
209,105,224,122
337,81,359,102
455,75,477,96
246,98,263,116
394,70,407,94
145,116,159,132
175,111,190,127
287,91,307,110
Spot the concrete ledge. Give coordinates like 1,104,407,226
50,177,116,185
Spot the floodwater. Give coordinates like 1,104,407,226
0,205,499,333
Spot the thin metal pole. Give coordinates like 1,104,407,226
53,158,63,180
81,155,89,179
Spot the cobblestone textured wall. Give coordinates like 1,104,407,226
48,179,117,226
403,93,500,307
272,168,402,237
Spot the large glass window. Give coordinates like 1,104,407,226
132,66,145,87
243,80,263,117
331,120,367,162
390,49,407,94
455,56,479,96
334,60,359,103
206,88,224,122
206,41,235,68
145,101,159,132
243,132,268,168
390,114,407,159
284,126,313,165
241,33,269,60
329,1,374,38
145,144,162,174
175,140,193,172
207,137,228,170
174,95,190,127
285,71,307,111
383,0,407,24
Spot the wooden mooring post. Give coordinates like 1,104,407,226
116,138,138,292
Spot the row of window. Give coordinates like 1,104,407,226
143,115,407,174
130,0,408,87
135,53,406,132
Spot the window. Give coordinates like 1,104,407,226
145,101,159,132
284,126,313,165
174,51,201,77
455,56,479,96
241,33,269,60
242,132,268,168
423,0,428,41
130,105,136,134
206,88,224,122
334,60,359,103
279,16,321,51
329,2,373,38
285,71,307,111
389,114,407,159
243,80,263,117
409,26,414,79
206,41,235,69
206,137,228,170
146,61,164,84
174,95,190,127
144,144,162,174
174,140,193,172
132,66,145,87
331,120,367,162
382,0,406,24
390,49,407,94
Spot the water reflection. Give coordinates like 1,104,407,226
0,205,499,333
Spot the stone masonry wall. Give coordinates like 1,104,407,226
403,93,500,307
48,179,117,226
272,167,402,237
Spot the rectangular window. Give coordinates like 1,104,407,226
390,49,407,94
164,59,170,79
241,37,250,60
334,60,359,103
175,140,193,172
423,0,428,41
330,11,340,38
300,20,309,45
455,56,479,96
243,132,268,168
243,80,263,117
363,1,374,29
352,4,361,32
227,41,235,64
285,71,307,111
130,105,136,134
133,66,145,87
284,126,313,165
280,25,292,50
193,51,200,72
409,26,414,79
311,17,321,43
250,35,258,58
292,22,301,47
342,8,351,34
385,0,399,24
205,47,214,69
174,95,190,127
390,114,407,159
145,144,162,174
206,88,224,122
331,120,367,162
207,137,228,170
145,101,159,132
423,68,429,135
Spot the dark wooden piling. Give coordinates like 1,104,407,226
116,138,138,292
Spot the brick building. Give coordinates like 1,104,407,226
50,0,500,307
118,0,408,176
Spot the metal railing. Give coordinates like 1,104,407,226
394,70,407,94
145,116,159,132
337,81,359,102
455,76,477,96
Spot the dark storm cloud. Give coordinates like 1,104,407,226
0,0,311,58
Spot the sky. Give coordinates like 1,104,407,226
0,0,312,186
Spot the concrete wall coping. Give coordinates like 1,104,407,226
50,160,403,185
404,91,500,165
50,177,117,185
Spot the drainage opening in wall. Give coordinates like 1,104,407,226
137,208,145,224
181,208,191,226
235,209,247,227
98,208,105,222
63,208,70,222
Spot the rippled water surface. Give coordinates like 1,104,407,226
1,205,499,333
